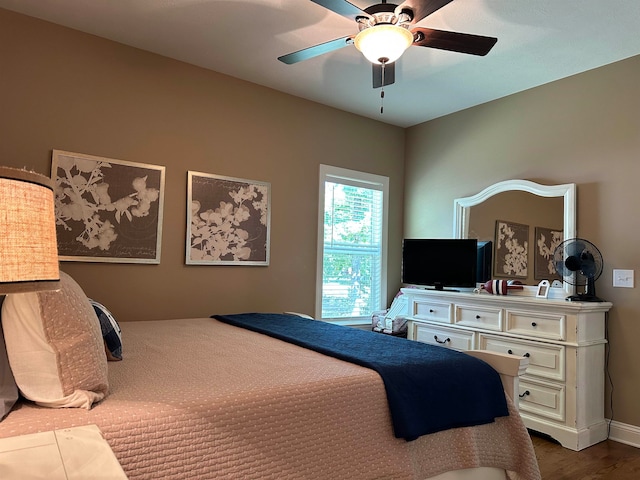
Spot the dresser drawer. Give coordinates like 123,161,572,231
454,304,503,331
506,310,566,341
412,299,452,323
479,334,565,382
519,377,565,422
411,322,475,351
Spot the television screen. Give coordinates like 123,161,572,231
476,241,493,283
402,239,478,291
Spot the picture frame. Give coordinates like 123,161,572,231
536,280,551,298
494,220,529,279
51,150,165,264
186,171,270,266
534,226,563,281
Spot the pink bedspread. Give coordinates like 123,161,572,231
0,318,541,479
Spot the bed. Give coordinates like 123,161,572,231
0,274,541,480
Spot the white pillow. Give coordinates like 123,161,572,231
1,272,108,409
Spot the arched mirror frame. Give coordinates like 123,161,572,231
453,179,576,295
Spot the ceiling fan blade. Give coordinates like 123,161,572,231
278,35,354,64
373,62,395,88
396,0,454,24
311,0,369,21
412,27,498,56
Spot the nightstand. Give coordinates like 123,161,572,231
0,424,127,479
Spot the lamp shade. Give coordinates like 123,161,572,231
354,24,414,64
0,166,60,293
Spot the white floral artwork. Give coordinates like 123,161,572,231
51,150,165,263
495,220,529,278
186,171,270,265
535,226,563,280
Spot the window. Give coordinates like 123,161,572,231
316,165,389,322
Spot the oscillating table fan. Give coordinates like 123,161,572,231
553,238,605,302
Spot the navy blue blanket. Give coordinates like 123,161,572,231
212,313,508,441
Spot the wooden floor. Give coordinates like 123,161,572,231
532,433,640,479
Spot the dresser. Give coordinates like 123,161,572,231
402,287,612,451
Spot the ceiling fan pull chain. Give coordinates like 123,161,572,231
380,60,386,114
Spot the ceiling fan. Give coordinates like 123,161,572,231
278,0,498,89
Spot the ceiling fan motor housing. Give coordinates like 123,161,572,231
357,3,413,30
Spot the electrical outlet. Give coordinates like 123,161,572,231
613,269,634,288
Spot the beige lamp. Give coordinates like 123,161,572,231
0,166,60,294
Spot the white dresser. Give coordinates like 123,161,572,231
403,287,612,451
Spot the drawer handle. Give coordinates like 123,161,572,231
434,335,451,344
531,322,537,327
430,309,435,313
507,349,531,358
475,315,481,319
519,390,530,398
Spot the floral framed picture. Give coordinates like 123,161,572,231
534,226,563,281
494,220,529,279
51,150,165,263
186,171,270,266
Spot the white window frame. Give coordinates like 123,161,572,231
315,164,389,324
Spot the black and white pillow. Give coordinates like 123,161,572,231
90,300,122,361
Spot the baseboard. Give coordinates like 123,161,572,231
606,419,640,448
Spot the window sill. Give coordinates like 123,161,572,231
322,318,371,328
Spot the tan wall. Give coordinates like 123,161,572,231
405,54,640,428
0,8,405,322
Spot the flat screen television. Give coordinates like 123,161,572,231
476,240,493,284
402,238,478,291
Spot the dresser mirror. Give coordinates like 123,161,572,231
453,180,576,293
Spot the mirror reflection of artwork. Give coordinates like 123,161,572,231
535,226,563,280
495,220,529,278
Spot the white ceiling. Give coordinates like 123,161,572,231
2,0,639,127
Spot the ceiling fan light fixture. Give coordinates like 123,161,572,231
354,24,414,64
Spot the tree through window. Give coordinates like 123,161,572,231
316,165,388,322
